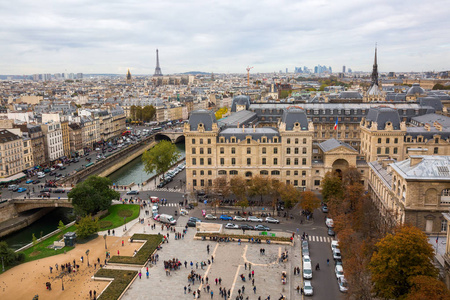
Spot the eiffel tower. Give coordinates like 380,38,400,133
153,49,163,76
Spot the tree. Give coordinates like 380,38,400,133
369,224,439,299
130,105,137,120
58,220,66,232
280,183,301,209
68,175,120,216
342,167,361,186
0,241,25,267
247,175,270,205
76,215,100,239
321,172,344,203
142,141,180,181
230,176,247,212
268,179,282,214
142,105,156,122
300,191,321,214
406,275,450,300
32,233,37,246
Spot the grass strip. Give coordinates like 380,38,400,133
99,204,140,230
108,234,162,265
95,268,138,300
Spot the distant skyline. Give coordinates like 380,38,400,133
0,0,449,75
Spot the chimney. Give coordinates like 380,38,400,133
380,158,395,168
410,155,423,167
242,124,245,133
253,125,256,132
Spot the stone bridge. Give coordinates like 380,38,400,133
0,198,72,223
155,130,185,143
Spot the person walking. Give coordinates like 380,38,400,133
184,286,187,294
211,291,213,298
146,271,149,278
253,286,256,294
327,258,330,266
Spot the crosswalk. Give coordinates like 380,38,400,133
147,188,183,193
158,203,179,207
308,235,334,243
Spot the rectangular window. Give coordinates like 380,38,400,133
393,148,398,154
247,158,251,165
273,158,278,165
208,158,212,165
386,138,390,144
220,147,224,154
220,158,224,165
247,147,251,154
200,139,203,144
378,138,381,143
208,148,211,154
231,147,235,154
262,147,266,154
208,170,212,175
302,180,306,186
302,158,306,165
200,148,204,154
314,180,320,186
302,171,306,176
286,148,291,154
273,147,278,154
302,148,306,154
294,180,298,186
200,158,204,165
286,171,290,176
207,139,211,144
286,158,291,165
294,158,299,165
262,158,266,165
193,179,197,186
232,158,236,165
247,138,251,144
200,180,205,187
377,148,381,154
295,148,299,154
385,148,390,154
208,179,212,186
192,158,196,165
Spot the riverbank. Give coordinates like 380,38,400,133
0,208,55,239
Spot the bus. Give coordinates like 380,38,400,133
85,162,95,168
152,127,163,132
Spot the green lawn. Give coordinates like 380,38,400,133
20,225,77,262
98,204,140,230
95,269,137,300
108,234,162,265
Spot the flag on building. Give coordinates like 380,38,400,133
334,118,338,130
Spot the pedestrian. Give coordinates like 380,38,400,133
81,256,84,263
211,291,213,298
146,271,149,278
215,278,218,285
118,250,120,256
253,286,256,294
139,272,142,279
55,263,58,271
122,240,124,246
112,229,115,235
191,261,194,269
327,258,330,266
49,266,53,273
301,287,304,295
211,255,214,263
244,262,247,270
249,263,251,270
89,290,92,298
219,277,222,284
251,270,254,277
184,286,187,294
196,262,199,269
93,290,97,298
252,278,254,286
242,286,245,293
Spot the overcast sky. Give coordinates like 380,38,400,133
1,0,449,75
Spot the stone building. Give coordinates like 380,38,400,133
68,123,83,157
0,129,24,179
369,154,450,234
41,122,64,163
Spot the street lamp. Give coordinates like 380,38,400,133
86,249,90,267
124,217,127,231
103,234,107,249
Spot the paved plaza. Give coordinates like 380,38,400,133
121,215,303,300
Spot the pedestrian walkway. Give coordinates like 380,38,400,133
308,235,334,243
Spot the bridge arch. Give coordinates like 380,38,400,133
155,134,172,142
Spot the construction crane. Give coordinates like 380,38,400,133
246,66,254,87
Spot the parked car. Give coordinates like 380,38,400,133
32,180,41,184
26,179,33,184
302,240,309,249
328,227,335,236
338,276,348,293
39,192,50,198
302,247,310,257
185,204,194,210
54,189,65,193
331,240,339,252
17,187,27,193
40,188,52,193
205,214,217,220
153,214,161,221
335,265,344,279
55,173,63,177
265,217,279,224
333,249,342,260
303,255,311,265
126,190,139,195
233,216,246,222
49,171,56,176
254,225,271,231
60,166,66,170
326,218,334,228
247,216,263,222
240,224,254,231
322,205,329,213
187,217,202,227
37,173,46,178
225,223,240,229
219,215,233,221
303,280,314,296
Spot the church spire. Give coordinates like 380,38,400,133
126,69,132,83
371,44,378,87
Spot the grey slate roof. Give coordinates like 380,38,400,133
406,83,426,95
230,95,251,112
281,107,309,130
317,138,357,152
218,127,279,142
366,107,401,130
406,127,450,140
338,91,363,99
391,156,450,180
189,109,217,131
218,110,257,128
411,113,450,128
418,97,443,111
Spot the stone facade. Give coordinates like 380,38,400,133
0,129,24,178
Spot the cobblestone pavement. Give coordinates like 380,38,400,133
122,216,303,300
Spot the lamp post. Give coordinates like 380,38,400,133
104,234,107,249
86,249,90,267
124,217,127,231
61,274,64,291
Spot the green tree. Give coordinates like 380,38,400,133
280,183,301,209
0,241,25,268
279,90,290,99
76,215,100,239
58,220,66,232
130,105,137,120
142,141,180,181
369,225,439,299
142,105,156,122
68,176,120,216
135,106,143,121
433,83,445,90
32,233,37,246
321,172,344,203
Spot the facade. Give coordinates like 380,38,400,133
61,119,71,158
68,123,83,157
369,154,450,234
0,129,24,178
41,122,64,162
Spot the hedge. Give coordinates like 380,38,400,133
108,234,162,265
196,232,292,242
95,269,137,300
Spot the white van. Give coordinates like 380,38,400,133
159,214,177,225
303,262,313,279
8,184,18,191
152,206,159,216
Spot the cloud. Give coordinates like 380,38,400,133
0,0,449,74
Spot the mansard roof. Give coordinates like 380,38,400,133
189,109,217,131
281,107,309,130
366,107,401,130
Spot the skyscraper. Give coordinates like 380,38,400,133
342,66,346,73
153,49,163,76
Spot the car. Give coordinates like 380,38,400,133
247,216,263,222
254,224,271,231
37,173,46,178
55,173,63,177
322,205,329,213
157,182,165,188
335,259,343,266
17,187,27,193
204,214,217,220
126,190,139,195
331,240,339,252
185,204,194,210
153,214,161,221
338,276,348,293
40,188,52,193
333,249,342,260
328,227,335,236
49,171,56,176
59,166,66,170
233,216,246,222
26,179,33,184
189,217,202,223
44,168,51,173
108,148,113,152
54,189,65,193
265,217,279,224
187,217,201,227
219,215,233,221
303,280,314,296
240,224,254,231
302,247,310,256
32,180,41,184
302,240,309,248
39,192,50,198
335,265,344,279
179,208,189,215
225,223,240,229
303,255,311,265
326,218,334,228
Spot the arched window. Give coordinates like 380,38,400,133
218,170,227,175
245,171,253,177
271,170,280,175
260,170,269,175
229,170,238,175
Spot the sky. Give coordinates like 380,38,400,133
0,0,449,75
